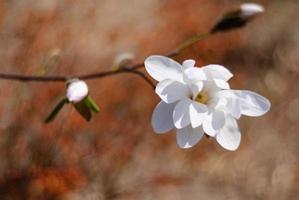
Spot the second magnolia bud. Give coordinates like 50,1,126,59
66,79,89,103
240,3,265,18
210,2,265,33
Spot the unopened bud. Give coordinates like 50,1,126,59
66,79,88,103
210,2,265,33
240,3,264,18
112,52,134,70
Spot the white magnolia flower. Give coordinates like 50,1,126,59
66,79,89,103
145,55,270,151
240,3,265,18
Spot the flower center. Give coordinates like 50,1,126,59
195,92,208,104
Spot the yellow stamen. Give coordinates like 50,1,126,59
195,92,208,104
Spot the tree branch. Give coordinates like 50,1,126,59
0,73,67,82
0,68,155,89
0,32,211,88
0,3,263,87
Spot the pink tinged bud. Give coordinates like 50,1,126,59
240,3,265,18
66,80,88,103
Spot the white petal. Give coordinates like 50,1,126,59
173,98,192,129
190,81,204,98
203,110,225,137
182,59,195,70
183,67,206,83
66,80,89,103
200,81,222,98
218,90,271,117
144,55,183,82
216,90,270,117
225,98,241,119
216,115,241,151
214,79,230,89
214,94,241,119
155,79,190,104
202,64,233,81
189,102,208,128
152,101,176,133
234,90,271,117
176,125,204,148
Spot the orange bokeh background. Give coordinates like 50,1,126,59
0,0,298,199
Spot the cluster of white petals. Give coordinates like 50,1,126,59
145,55,270,151
66,79,89,103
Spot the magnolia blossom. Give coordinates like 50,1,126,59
66,79,89,103
145,55,270,151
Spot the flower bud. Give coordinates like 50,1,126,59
210,2,265,33
240,3,264,18
112,52,135,70
66,79,88,103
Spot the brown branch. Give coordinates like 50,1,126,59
0,4,263,87
0,32,211,88
0,73,67,82
0,68,155,89
130,32,210,70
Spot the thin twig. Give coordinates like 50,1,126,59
0,32,211,88
0,73,67,82
0,68,155,89
121,68,156,89
130,32,210,70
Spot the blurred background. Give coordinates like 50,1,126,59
0,0,298,199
